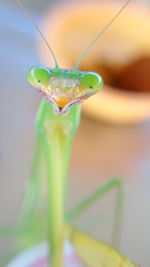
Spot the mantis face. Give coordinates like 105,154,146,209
28,66,103,115
17,0,130,115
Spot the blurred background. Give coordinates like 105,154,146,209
0,0,150,266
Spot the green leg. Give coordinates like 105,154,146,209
0,226,36,267
67,178,124,249
0,224,47,266
18,134,43,227
0,133,45,266
18,101,50,227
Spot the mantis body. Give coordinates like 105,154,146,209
0,0,139,266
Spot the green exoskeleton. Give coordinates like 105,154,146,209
0,0,139,266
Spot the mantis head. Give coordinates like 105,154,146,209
28,66,103,115
16,0,130,115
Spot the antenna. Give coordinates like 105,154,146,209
73,0,131,71
16,0,59,69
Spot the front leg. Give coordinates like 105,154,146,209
18,135,43,227
18,100,50,227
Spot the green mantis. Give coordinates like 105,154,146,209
0,0,139,266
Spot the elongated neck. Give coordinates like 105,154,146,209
36,100,81,267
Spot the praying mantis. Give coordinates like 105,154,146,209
0,0,140,266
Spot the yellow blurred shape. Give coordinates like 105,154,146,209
67,226,139,267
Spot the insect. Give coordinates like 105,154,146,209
0,0,139,266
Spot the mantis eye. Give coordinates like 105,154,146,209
27,66,51,87
80,72,103,93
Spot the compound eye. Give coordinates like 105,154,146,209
80,72,103,92
27,66,51,87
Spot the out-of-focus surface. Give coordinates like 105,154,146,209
39,0,150,124
0,1,150,267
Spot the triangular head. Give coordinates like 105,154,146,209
28,66,103,115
